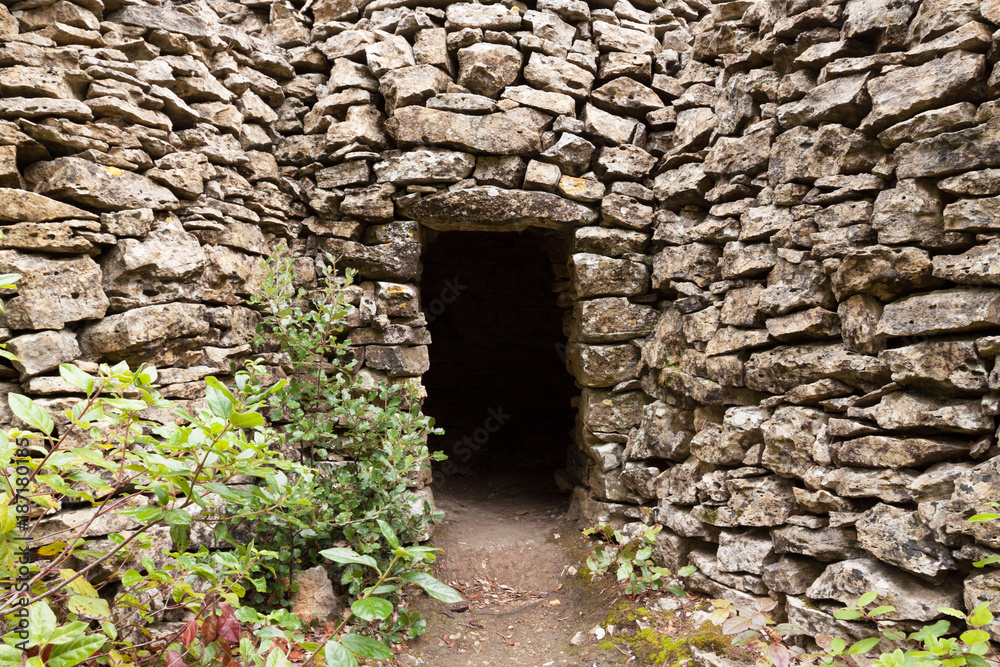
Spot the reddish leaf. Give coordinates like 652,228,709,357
202,615,218,643
181,619,198,647
218,604,240,643
722,616,752,636
165,650,185,667
40,645,52,664
221,648,239,667
768,643,791,667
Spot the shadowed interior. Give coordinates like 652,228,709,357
420,230,578,484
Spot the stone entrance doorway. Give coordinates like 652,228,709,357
420,229,578,487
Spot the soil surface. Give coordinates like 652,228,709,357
390,470,622,667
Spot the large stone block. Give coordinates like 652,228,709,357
807,558,962,622
0,251,109,330
574,297,658,343
29,157,178,212
386,107,551,155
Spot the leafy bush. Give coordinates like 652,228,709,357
243,247,445,633
0,360,314,667
583,524,695,596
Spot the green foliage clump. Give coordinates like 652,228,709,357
243,246,445,636
583,523,695,596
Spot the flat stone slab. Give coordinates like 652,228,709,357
404,186,597,231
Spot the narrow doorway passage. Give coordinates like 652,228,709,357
413,231,587,663
420,230,578,488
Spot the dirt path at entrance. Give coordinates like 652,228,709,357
391,471,622,667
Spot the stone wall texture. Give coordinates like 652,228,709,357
2,0,1000,644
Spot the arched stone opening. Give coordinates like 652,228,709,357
420,228,578,490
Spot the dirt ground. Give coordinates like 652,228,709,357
387,471,745,667
389,470,618,667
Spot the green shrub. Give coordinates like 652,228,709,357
243,246,445,639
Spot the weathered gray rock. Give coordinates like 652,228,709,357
405,187,596,231
379,65,449,114
457,44,522,98
79,303,209,361
0,252,109,330
446,3,521,30
725,476,797,527
747,343,888,393
374,148,476,184
0,189,97,223
571,253,648,298
856,504,955,579
30,158,178,212
575,297,658,343
385,107,551,155
832,246,937,301
6,330,79,379
772,526,865,562
896,117,1000,179
876,289,1000,338
777,73,871,128
861,51,984,132
964,570,1000,641
833,435,969,468
581,388,647,434
291,566,340,623
625,401,693,462
807,558,962,621
102,219,206,309
879,340,987,394
524,53,594,100
567,343,640,387
652,244,721,289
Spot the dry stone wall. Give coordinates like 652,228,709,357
2,0,1000,644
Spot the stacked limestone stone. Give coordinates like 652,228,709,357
2,0,1000,646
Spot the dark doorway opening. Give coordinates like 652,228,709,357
420,230,577,487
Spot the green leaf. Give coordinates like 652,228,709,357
263,648,288,667
29,601,57,646
45,634,105,667
46,622,88,646
319,547,378,569
399,572,464,603
59,365,95,394
969,513,1000,522
377,519,400,549
856,591,879,607
973,555,1000,568
968,603,994,628
170,523,190,553
833,608,864,621
206,377,235,419
830,638,846,654
117,505,165,523
961,630,990,646
848,638,880,654
678,565,697,577
67,596,111,619
339,634,392,660
324,641,359,667
0,645,21,667
939,607,967,619
351,598,393,622
164,508,192,526
9,393,53,435
231,411,265,428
